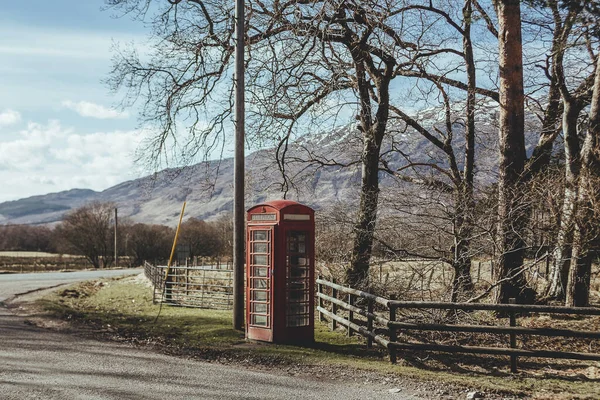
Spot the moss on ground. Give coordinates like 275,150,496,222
36,277,600,399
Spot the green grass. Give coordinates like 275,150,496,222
36,277,600,399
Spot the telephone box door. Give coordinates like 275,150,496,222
247,227,274,342
284,229,312,329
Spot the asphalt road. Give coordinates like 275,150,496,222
0,269,142,303
0,270,420,399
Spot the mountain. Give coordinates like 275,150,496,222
0,133,363,226
0,99,546,227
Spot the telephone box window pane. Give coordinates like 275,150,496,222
252,243,268,253
252,291,268,301
288,290,309,302
252,303,268,314
253,231,268,241
253,255,268,266
288,303,309,315
290,267,308,278
289,280,307,291
291,256,308,265
252,278,268,289
253,267,268,277
298,243,306,253
287,315,309,327
251,314,268,327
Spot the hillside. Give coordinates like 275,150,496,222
0,100,547,226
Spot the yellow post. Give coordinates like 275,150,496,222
165,202,186,282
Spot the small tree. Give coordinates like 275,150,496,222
179,218,220,260
56,202,115,268
124,223,174,267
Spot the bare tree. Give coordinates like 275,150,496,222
566,45,600,307
124,223,174,266
179,217,221,259
541,2,597,300
56,202,116,269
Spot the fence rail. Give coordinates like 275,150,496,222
144,261,233,310
316,277,600,372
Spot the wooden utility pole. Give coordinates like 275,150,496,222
233,0,246,331
114,207,118,268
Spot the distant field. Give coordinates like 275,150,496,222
0,251,80,258
0,252,90,273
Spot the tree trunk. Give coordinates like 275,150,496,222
450,0,476,302
347,134,382,287
346,48,392,288
566,56,600,307
494,0,531,304
527,79,562,176
547,100,583,300
452,200,474,302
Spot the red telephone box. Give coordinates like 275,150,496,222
246,200,315,344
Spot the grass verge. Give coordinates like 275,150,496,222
34,276,600,400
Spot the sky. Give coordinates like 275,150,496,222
0,1,153,202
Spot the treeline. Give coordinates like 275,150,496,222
0,202,232,268
0,225,57,253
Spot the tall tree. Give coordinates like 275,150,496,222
493,0,531,304
543,2,597,300
566,45,600,306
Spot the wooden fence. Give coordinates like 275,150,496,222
317,277,600,372
144,261,233,310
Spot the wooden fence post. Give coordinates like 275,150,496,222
185,260,190,297
165,269,173,302
331,278,338,331
509,298,518,373
347,294,354,337
389,305,397,364
201,267,207,307
318,276,325,322
367,298,373,349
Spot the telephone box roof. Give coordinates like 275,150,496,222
248,200,313,212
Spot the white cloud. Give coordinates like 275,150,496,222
0,109,21,127
62,100,129,120
0,120,148,202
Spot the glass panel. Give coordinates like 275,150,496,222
287,303,309,315
290,266,308,278
252,278,268,289
252,291,268,301
252,314,268,327
252,303,268,314
288,280,307,291
253,230,268,241
286,315,309,327
253,255,268,266
298,243,306,253
288,290,309,302
252,242,268,253
253,267,268,277
288,241,298,252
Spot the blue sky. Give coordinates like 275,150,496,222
0,1,151,202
